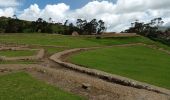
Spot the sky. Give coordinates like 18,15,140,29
0,0,170,32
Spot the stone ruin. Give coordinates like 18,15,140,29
0,44,45,61
72,31,79,36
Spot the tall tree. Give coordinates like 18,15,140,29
97,20,106,34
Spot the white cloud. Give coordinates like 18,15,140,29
19,4,41,21
0,7,15,17
73,1,116,18
19,3,69,23
0,0,20,17
115,0,170,13
69,1,154,31
70,0,170,32
40,3,70,22
2,0,170,32
0,0,20,7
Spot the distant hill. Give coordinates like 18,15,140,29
0,16,70,34
0,17,106,35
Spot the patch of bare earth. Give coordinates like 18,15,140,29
0,62,170,100
0,43,170,100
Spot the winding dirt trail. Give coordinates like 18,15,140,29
0,63,170,100
1,43,170,100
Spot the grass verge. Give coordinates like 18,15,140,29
0,72,85,100
69,45,170,89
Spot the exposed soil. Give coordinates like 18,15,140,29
0,63,170,100
0,43,170,100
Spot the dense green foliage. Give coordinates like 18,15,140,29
0,17,68,34
0,16,106,35
0,72,85,100
69,45,170,89
75,19,106,35
124,18,170,45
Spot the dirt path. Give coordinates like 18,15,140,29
49,43,170,99
0,63,170,100
1,43,170,100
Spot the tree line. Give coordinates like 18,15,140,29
0,15,106,35
123,18,170,45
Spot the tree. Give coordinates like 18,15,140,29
0,17,8,33
13,14,17,19
5,17,24,33
75,19,106,35
64,20,69,26
32,18,52,33
97,20,106,34
76,19,83,29
124,17,170,45
49,17,52,23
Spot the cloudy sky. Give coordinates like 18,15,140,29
0,0,170,32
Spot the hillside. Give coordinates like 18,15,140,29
0,17,106,35
0,33,170,100
0,16,68,34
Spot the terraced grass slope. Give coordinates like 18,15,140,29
0,34,154,48
69,45,170,89
0,72,85,100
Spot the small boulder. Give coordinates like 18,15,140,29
82,83,91,90
72,31,79,36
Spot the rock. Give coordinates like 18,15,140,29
82,83,91,90
72,31,79,36
38,70,46,74
0,68,10,72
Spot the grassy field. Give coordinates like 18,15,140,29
1,33,170,88
0,34,154,48
0,50,37,57
69,45,170,89
0,72,85,100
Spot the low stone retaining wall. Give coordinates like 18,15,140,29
0,48,45,61
0,46,29,51
50,44,170,96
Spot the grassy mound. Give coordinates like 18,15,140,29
0,34,153,48
69,45,170,89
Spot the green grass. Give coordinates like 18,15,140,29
69,45,170,89
0,61,39,64
0,72,85,100
0,34,155,48
0,50,36,57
